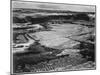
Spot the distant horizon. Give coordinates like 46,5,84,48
12,1,95,12
13,8,95,14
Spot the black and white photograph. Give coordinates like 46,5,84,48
11,0,96,74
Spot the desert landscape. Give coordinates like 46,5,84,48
12,1,96,73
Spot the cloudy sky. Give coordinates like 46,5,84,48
12,1,95,12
